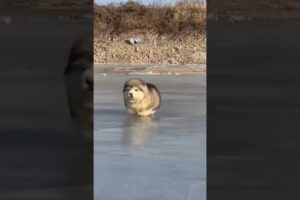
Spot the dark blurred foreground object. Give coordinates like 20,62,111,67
65,35,93,141
0,1,93,199
208,0,300,199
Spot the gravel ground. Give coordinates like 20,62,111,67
94,32,206,65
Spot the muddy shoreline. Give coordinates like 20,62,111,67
94,64,206,75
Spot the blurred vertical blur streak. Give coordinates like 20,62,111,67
0,1,93,199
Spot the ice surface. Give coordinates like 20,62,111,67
94,74,206,200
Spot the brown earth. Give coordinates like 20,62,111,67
94,32,206,64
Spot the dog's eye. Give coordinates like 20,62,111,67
135,89,138,92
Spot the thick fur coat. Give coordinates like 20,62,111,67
123,78,161,117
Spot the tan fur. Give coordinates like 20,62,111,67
123,78,161,117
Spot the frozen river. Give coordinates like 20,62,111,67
94,73,206,200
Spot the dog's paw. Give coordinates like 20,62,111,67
137,111,155,117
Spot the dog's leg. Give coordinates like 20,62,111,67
138,109,155,117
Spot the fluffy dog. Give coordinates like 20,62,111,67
123,78,161,117
64,35,93,141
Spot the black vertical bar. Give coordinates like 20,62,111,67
0,1,93,199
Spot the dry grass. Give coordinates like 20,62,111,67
94,1,206,37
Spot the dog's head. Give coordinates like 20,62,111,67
123,78,148,103
65,35,93,93
64,35,93,141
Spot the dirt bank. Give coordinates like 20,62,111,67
94,2,206,64
94,64,206,75
94,32,206,64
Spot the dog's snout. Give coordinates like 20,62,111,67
129,92,133,97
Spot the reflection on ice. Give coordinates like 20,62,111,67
122,116,159,146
